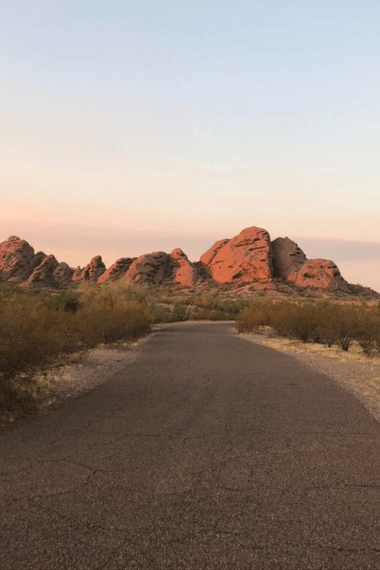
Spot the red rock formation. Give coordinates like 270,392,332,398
98,257,136,285
124,252,171,284
271,237,308,280
200,239,230,267
53,262,75,287
31,251,48,271
72,256,106,284
25,254,59,288
201,227,273,285
170,248,200,287
288,259,349,291
0,230,366,294
24,255,74,289
0,236,35,283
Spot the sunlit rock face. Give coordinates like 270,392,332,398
288,259,349,291
170,248,201,287
201,227,273,285
0,236,35,283
72,256,106,284
124,252,171,284
98,257,136,284
271,237,308,280
200,239,230,267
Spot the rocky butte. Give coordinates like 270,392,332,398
0,227,377,296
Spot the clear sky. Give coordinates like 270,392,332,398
1,1,379,291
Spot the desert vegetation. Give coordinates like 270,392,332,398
2,280,379,422
0,282,153,418
236,298,380,357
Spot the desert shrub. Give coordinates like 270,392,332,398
44,291,82,313
151,304,169,323
235,299,274,333
192,308,228,321
270,302,321,342
235,297,380,355
201,289,220,308
355,307,380,357
0,281,153,408
170,305,189,321
327,305,358,351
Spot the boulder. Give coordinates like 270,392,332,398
288,259,349,291
271,237,308,280
201,226,273,284
124,252,171,284
170,248,201,287
0,236,35,283
72,256,106,284
98,257,136,285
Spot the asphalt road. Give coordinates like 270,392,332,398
1,322,380,569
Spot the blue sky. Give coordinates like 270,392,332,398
1,1,379,290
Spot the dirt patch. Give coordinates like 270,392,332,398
238,329,380,424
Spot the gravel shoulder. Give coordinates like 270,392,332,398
239,329,380,424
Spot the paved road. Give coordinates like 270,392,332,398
1,322,380,569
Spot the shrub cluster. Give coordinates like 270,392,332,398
0,282,153,415
236,299,380,356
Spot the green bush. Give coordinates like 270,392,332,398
170,305,189,321
44,291,82,313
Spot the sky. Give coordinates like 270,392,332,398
1,1,379,291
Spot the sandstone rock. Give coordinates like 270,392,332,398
53,262,75,286
25,254,59,288
124,252,171,285
31,251,48,271
98,257,136,285
288,259,349,291
72,256,106,284
201,227,273,285
200,239,230,267
170,248,201,287
271,237,308,280
0,236,35,283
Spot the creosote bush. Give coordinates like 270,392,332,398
0,282,153,417
236,298,380,356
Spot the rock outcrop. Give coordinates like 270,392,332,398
0,228,370,294
200,239,230,267
72,256,106,284
98,257,136,285
201,227,273,285
170,248,202,287
24,255,75,289
271,237,308,280
0,236,35,283
124,252,171,285
288,259,349,292
122,249,203,287
271,237,349,291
